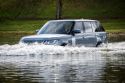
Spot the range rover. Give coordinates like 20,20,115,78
19,19,107,47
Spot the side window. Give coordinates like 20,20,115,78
91,22,97,32
95,21,105,32
84,22,93,32
74,21,84,33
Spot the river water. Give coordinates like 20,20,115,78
0,42,125,83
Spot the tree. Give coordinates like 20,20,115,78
56,0,62,19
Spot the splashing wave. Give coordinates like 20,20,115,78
0,42,125,56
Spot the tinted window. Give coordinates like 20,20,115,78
91,22,97,32
39,21,74,34
84,22,93,32
95,21,105,32
74,21,84,33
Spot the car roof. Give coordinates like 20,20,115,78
49,19,98,22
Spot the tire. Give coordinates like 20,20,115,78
61,43,67,46
96,42,102,47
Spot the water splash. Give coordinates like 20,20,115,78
0,42,125,62
0,42,125,54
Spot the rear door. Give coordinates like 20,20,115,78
83,21,97,46
72,21,97,46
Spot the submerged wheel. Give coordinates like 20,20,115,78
96,42,102,47
61,43,67,46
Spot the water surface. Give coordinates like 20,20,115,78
0,42,125,83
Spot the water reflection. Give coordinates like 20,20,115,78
0,54,106,83
0,42,125,83
103,53,125,83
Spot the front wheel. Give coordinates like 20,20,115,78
61,43,67,46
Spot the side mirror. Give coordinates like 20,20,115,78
35,29,39,33
71,29,81,36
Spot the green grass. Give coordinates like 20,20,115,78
0,20,47,31
0,20,47,44
101,19,125,32
0,31,34,45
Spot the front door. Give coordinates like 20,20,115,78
72,21,86,46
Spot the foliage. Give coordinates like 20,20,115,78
0,0,125,19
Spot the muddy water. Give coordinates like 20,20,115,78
0,42,125,83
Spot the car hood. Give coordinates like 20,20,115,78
21,34,71,40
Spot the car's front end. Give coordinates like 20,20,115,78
19,20,74,46
19,34,71,46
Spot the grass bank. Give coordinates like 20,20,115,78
0,20,47,31
101,19,125,32
0,31,33,44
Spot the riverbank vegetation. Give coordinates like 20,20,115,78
0,0,125,19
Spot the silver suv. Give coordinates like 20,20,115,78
19,19,107,47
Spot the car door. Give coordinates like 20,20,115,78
83,21,97,47
72,21,85,46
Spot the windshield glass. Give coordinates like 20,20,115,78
38,21,74,34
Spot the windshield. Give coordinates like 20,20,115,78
38,21,74,34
